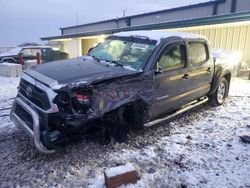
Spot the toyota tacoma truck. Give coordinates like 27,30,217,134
10,31,232,154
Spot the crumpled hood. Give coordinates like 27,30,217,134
28,56,139,86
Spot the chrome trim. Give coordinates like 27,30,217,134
156,94,169,101
21,73,59,113
10,97,55,154
144,97,208,127
24,69,59,88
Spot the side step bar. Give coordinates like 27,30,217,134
144,97,208,127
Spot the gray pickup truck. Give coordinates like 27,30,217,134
10,31,232,154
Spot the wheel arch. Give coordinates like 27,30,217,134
103,99,149,128
208,69,231,96
1,57,17,63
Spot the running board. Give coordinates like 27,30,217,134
144,97,208,127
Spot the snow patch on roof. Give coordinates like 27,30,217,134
1,47,22,56
113,30,207,44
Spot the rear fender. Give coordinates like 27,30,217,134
208,67,231,95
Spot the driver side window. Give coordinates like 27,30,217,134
158,44,186,71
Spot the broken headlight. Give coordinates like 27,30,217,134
53,92,71,112
72,87,93,112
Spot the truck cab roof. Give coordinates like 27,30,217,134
113,30,208,44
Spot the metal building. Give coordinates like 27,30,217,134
41,0,250,68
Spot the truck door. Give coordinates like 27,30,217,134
151,41,192,118
185,41,214,101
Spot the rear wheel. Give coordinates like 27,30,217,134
209,77,229,106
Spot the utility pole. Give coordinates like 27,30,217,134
76,11,79,58
123,10,126,17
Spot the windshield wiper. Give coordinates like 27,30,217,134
111,60,124,68
88,54,102,62
88,54,124,68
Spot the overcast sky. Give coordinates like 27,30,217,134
0,0,209,46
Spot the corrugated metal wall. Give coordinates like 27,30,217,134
170,23,250,65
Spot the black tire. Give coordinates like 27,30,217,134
209,77,229,107
131,103,145,131
107,108,128,143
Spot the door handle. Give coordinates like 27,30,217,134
182,74,189,80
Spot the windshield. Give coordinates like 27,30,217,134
89,36,156,71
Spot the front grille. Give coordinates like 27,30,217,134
19,79,51,110
15,103,33,130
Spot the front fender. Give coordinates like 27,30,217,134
90,73,153,117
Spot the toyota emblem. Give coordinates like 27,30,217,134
25,86,33,97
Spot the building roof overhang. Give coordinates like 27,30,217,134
41,11,250,41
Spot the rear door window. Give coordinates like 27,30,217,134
21,49,33,56
188,42,208,66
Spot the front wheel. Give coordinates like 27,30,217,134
209,77,229,106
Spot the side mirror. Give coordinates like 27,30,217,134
155,62,162,74
213,57,216,63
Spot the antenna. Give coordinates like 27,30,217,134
76,11,79,58
76,11,79,26
123,10,126,17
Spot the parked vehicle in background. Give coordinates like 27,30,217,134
10,31,232,154
0,46,68,64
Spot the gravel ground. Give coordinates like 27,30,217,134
0,76,249,188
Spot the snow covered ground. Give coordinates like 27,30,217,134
0,75,249,188
0,76,20,100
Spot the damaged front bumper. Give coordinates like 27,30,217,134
10,72,96,154
10,97,56,154
9,72,63,154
